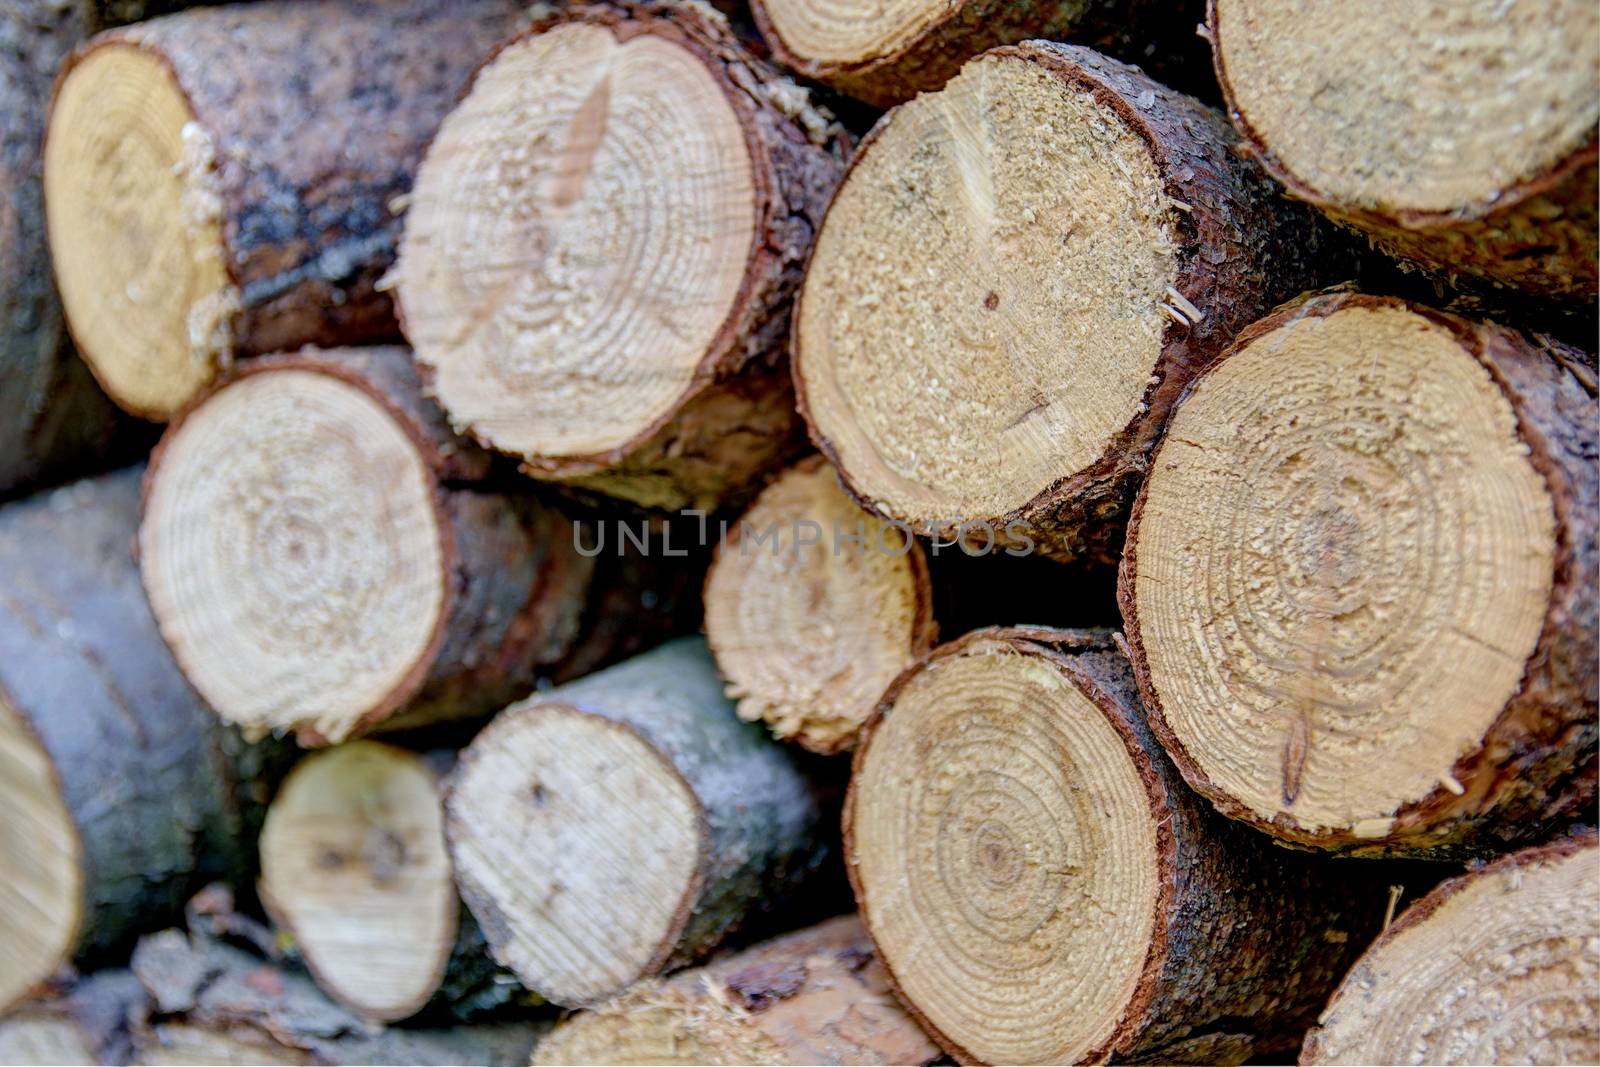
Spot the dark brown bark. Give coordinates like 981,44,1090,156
401,1,846,513
797,43,1340,565
0,0,142,498
1119,290,1598,858
0,468,279,1011
143,348,697,746
1209,0,1598,304
847,627,1420,1064
130,927,550,1066
54,0,528,417
750,0,1216,108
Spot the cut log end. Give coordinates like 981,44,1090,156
0,692,83,1012
44,43,234,421
1214,0,1596,217
703,458,935,753
798,48,1178,536
532,915,942,1067
397,16,761,490
139,367,448,744
1211,0,1599,299
258,742,457,1023
446,703,704,1007
1124,292,1591,854
848,632,1161,1064
1303,835,1600,1065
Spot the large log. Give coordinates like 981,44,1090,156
0,469,275,1013
793,43,1334,565
1120,290,1598,858
532,914,941,1066
258,741,530,1024
845,626,1405,1065
137,347,692,746
703,455,936,753
1303,833,1599,1065
0,0,142,498
393,1,847,512
42,0,528,421
749,0,1211,108
129,927,549,1067
445,637,836,1007
1210,0,1598,302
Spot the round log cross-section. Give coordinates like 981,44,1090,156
1121,290,1597,857
1303,834,1599,1064
846,627,1394,1064
1210,0,1598,301
395,2,847,512
794,43,1330,564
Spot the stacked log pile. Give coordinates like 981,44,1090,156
2,0,1595,1064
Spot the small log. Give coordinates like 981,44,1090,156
258,741,530,1024
0,970,146,1066
1210,0,1598,302
42,0,529,421
0,469,275,1014
445,637,835,1007
129,928,548,1067
0,0,142,498
703,455,936,753
1120,290,1598,857
394,1,848,512
1304,833,1599,1065
138,347,692,746
532,914,941,1066
749,0,1211,108
846,626,1403,1064
794,43,1333,565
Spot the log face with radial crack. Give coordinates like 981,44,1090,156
1120,289,1598,858
793,43,1335,566
395,1,848,513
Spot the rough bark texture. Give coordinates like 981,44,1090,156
0,969,147,1066
1119,291,1599,858
848,627,1416,1064
54,0,529,417
401,1,847,513
143,348,696,746
0,0,140,498
445,637,839,1007
750,0,1215,108
0,468,277,1011
1209,0,1598,304
130,927,550,1066
532,914,942,1066
799,43,1338,565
